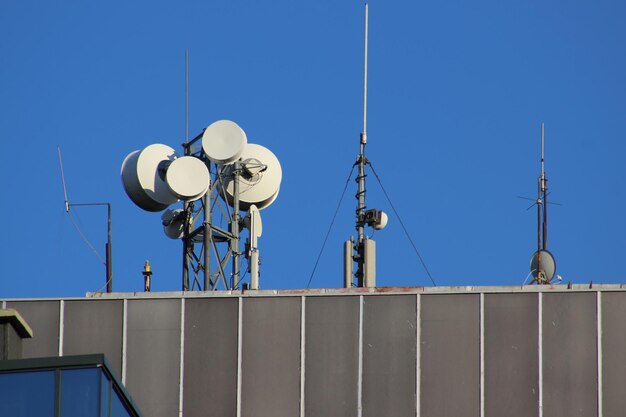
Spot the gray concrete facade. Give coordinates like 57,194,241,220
3,284,624,417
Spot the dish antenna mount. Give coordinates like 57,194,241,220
121,122,281,291
343,3,388,288
120,51,281,291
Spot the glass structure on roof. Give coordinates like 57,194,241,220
0,354,142,417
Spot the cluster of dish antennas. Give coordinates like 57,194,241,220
121,120,282,238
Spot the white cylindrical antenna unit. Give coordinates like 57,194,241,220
363,238,376,288
202,120,248,164
245,204,262,290
121,144,179,212
220,143,282,210
344,240,353,288
530,249,556,282
165,156,210,201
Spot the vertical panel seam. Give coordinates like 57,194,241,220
122,298,128,385
416,294,421,417
237,296,243,417
179,298,186,417
480,293,485,417
538,292,543,417
358,295,364,417
300,296,306,417
59,300,64,356
597,291,603,417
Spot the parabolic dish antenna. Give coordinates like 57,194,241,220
202,120,247,165
530,249,556,282
161,208,185,239
220,144,282,210
121,144,179,212
165,156,210,201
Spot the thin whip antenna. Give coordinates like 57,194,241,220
541,122,545,180
356,3,369,245
57,146,70,213
362,3,368,135
185,48,189,144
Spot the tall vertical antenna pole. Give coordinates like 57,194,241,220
182,49,191,291
541,122,548,250
357,2,369,245
106,203,113,293
356,4,369,284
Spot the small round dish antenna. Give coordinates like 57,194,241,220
220,143,282,210
530,249,556,282
165,156,210,201
202,120,247,165
161,208,185,239
121,144,179,212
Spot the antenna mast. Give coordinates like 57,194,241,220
357,3,368,248
530,122,557,285
58,146,113,293
344,4,388,288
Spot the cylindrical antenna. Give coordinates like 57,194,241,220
356,3,369,245
182,49,191,291
541,123,548,250
352,3,370,288
541,122,545,184
185,48,189,144
362,3,369,137
106,203,113,293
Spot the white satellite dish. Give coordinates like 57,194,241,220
161,208,185,239
220,143,282,210
165,156,210,201
121,144,179,212
530,249,556,282
201,120,247,165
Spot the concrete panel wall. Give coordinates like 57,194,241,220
421,294,480,417
6,301,59,358
362,295,417,417
241,297,302,417
126,299,181,417
602,292,626,417
64,299,124,375
4,288,625,417
542,292,598,417
183,298,238,417
305,296,359,417
484,293,538,417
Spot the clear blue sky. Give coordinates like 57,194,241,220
1,0,625,297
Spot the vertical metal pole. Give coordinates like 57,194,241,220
203,191,211,291
541,123,548,250
182,211,190,291
355,3,369,287
182,49,191,292
537,176,542,283
231,162,241,290
106,203,113,293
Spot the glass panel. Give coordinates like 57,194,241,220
60,368,100,417
100,371,111,417
111,387,132,417
0,370,55,416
